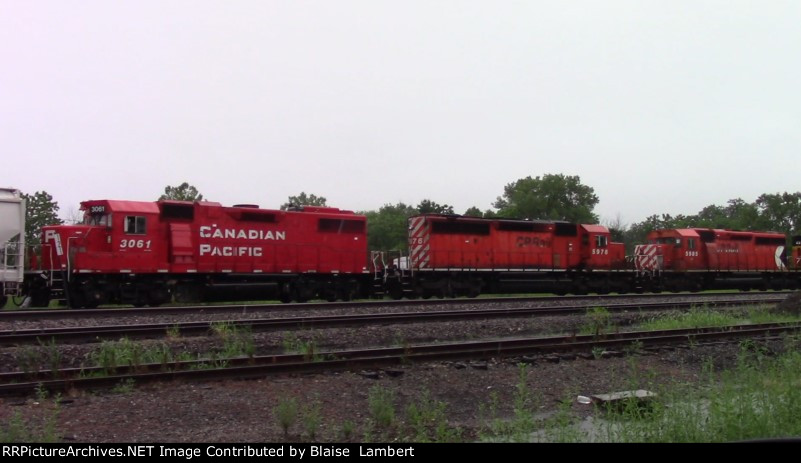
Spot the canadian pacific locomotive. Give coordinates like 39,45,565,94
13,197,801,308
26,199,367,307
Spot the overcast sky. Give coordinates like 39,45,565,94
3,1,800,226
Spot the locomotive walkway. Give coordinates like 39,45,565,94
1,320,798,396
0,295,785,346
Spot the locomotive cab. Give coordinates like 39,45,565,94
73,200,161,273
35,200,164,307
579,225,625,270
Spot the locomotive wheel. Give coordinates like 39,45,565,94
465,279,481,298
338,282,358,302
30,288,50,308
84,289,102,308
174,284,202,303
466,285,481,298
68,290,87,309
148,287,170,307
279,283,293,303
571,282,588,295
388,281,404,300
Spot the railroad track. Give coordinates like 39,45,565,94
2,321,798,396
0,291,791,321
0,297,784,346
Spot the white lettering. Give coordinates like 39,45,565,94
198,226,286,241
199,245,264,257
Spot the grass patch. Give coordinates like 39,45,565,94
482,345,801,443
637,304,801,331
582,306,612,336
595,348,801,442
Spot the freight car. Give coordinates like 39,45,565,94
0,188,25,307
26,199,368,308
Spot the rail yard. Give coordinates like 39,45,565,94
2,291,799,442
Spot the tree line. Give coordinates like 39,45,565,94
20,176,801,253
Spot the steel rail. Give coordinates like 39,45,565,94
0,291,792,320
0,297,783,346
2,321,798,395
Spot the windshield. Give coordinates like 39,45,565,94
83,212,112,227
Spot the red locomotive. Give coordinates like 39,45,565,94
382,214,626,298
28,199,367,307
634,228,793,291
19,199,801,307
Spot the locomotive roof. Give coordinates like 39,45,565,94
652,228,786,239
79,199,360,217
414,213,568,225
80,200,161,214
580,224,610,233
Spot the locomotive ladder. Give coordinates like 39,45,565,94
48,270,69,306
370,251,386,297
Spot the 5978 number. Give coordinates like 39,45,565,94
120,239,152,249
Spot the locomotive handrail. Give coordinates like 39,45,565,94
66,236,77,281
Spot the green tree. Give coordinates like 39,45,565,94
280,192,327,210
159,182,204,201
691,199,765,231
463,206,483,217
603,214,627,244
493,174,599,223
624,213,695,253
756,192,801,235
416,199,454,215
362,203,418,251
21,191,64,247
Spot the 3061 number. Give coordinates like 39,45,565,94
120,239,151,249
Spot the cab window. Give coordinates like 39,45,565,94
125,216,147,234
688,238,696,250
595,235,608,248
84,213,112,227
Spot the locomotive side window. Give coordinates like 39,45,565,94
595,235,608,248
431,221,490,235
318,219,365,233
161,204,194,220
755,237,786,246
125,216,147,235
657,238,682,247
688,238,696,250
